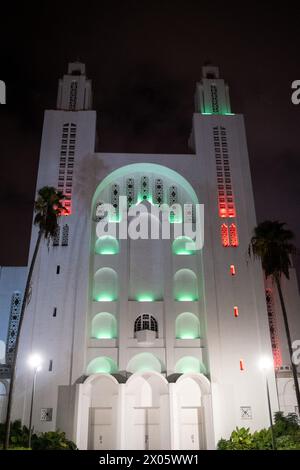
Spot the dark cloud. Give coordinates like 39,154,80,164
0,2,299,278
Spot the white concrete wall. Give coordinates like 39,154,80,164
192,114,279,440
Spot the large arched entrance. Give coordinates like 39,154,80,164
174,373,212,450
75,374,120,450
124,371,170,450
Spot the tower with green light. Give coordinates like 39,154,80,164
11,63,285,451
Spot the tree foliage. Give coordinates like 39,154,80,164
218,413,300,450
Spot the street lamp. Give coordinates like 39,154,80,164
259,355,276,450
27,354,42,448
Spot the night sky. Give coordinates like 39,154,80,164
0,2,299,278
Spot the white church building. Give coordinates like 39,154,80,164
0,63,300,449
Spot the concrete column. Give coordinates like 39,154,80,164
169,383,180,449
202,393,215,449
118,384,126,449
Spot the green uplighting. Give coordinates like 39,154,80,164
202,111,235,116
127,352,162,373
175,356,206,374
108,212,122,223
176,312,200,339
136,294,154,302
136,194,154,205
96,332,113,339
172,236,196,255
174,269,199,302
179,333,197,339
95,236,119,255
176,295,198,302
95,295,116,302
87,356,118,375
92,312,117,339
169,212,183,224
93,267,118,302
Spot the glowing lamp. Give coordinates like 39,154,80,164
28,354,43,371
259,356,273,372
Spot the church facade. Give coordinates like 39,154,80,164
0,63,300,449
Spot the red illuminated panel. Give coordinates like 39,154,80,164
218,201,227,218
273,350,282,369
227,204,236,218
230,264,236,276
239,359,245,371
221,224,229,247
229,223,239,247
234,306,239,317
61,199,72,216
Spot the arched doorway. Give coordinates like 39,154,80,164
76,374,120,450
124,371,170,450
174,373,212,450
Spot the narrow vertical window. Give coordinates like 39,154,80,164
53,307,57,317
53,226,60,246
49,360,53,372
61,224,69,246
239,359,245,371
230,264,236,276
221,224,229,247
56,265,60,275
229,223,239,247
234,306,239,317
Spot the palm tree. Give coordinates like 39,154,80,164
248,220,300,413
3,187,66,449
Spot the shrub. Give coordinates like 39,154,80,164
0,421,76,450
31,431,77,450
273,412,300,437
217,427,256,450
276,435,300,450
0,420,36,448
252,428,273,450
218,412,300,450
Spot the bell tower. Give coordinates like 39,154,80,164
195,65,231,115
56,62,92,111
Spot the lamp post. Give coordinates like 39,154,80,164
28,354,42,448
259,356,276,450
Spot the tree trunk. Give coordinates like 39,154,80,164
275,275,300,414
3,230,43,449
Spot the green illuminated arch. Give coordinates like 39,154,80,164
87,356,118,375
175,356,206,374
92,163,199,211
95,236,119,255
172,236,197,255
91,312,117,339
93,267,118,301
173,269,199,301
176,312,200,339
127,353,163,374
